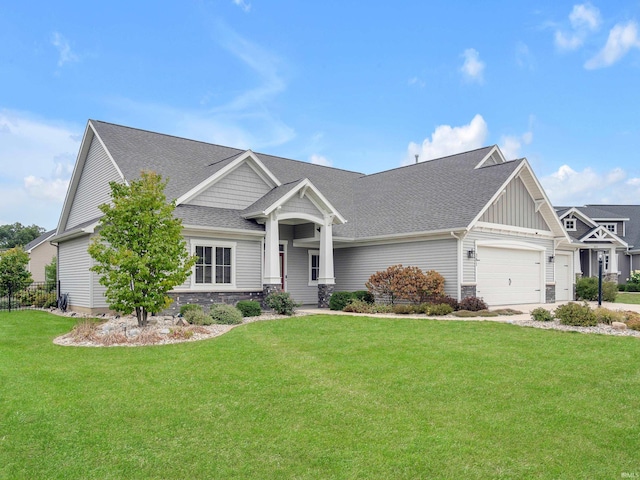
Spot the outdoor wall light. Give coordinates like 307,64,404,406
548,255,555,263
467,249,475,259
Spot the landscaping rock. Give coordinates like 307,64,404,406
612,321,627,330
175,318,189,326
159,328,170,334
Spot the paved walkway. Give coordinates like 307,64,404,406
298,300,640,322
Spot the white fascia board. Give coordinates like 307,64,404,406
329,228,468,248
474,145,506,169
26,232,56,253
474,221,554,237
176,150,281,206
263,178,347,225
181,225,265,239
590,217,631,222
558,207,598,227
50,222,99,243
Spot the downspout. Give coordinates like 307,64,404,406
450,231,467,301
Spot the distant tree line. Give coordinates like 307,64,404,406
0,223,45,249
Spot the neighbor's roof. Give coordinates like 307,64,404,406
88,121,528,239
24,229,56,252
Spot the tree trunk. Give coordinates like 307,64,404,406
135,306,148,327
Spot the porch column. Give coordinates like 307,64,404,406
318,214,335,307
610,247,618,281
263,210,281,296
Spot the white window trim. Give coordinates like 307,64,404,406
191,240,237,290
564,218,576,231
604,253,610,272
308,250,319,286
601,223,617,234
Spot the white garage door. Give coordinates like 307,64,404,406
476,246,543,306
555,252,573,302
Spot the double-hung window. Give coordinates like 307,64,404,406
193,241,235,287
309,250,320,286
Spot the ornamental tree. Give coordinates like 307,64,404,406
88,171,196,327
0,222,45,249
0,247,32,296
365,264,445,304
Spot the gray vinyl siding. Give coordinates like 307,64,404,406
187,162,272,210
619,253,631,282
294,223,316,239
463,230,554,284
66,137,122,230
566,217,592,240
333,239,458,298
480,176,548,230
58,236,92,308
181,236,263,290
280,195,322,217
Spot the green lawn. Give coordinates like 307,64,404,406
1,311,640,479
616,292,640,304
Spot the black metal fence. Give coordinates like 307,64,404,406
0,281,59,312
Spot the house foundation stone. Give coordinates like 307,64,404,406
318,284,334,308
545,284,555,303
461,285,476,299
165,290,263,314
262,283,282,308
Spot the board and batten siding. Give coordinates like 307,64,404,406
66,137,122,230
333,239,458,298
175,236,263,291
58,236,92,308
480,176,547,230
186,162,272,210
463,230,554,284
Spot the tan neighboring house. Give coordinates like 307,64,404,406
24,230,56,283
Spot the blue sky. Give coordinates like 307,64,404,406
1,1,639,230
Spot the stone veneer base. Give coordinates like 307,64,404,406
318,284,334,308
165,291,263,315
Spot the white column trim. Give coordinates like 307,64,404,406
263,210,281,285
318,214,335,285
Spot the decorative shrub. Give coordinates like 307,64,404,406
209,304,243,325
593,307,626,325
531,307,554,322
458,296,488,312
625,313,640,331
366,265,445,304
343,300,394,314
629,270,640,285
575,277,617,302
492,308,523,316
184,308,213,326
618,283,628,291
180,304,202,316
352,290,374,304
423,294,459,311
329,291,354,311
625,283,640,292
236,300,261,317
424,303,454,316
452,309,498,318
265,292,298,315
393,304,417,314
555,302,597,327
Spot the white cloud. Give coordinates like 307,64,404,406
309,154,332,167
515,42,535,70
0,110,81,228
51,32,79,67
540,164,633,204
232,0,251,12
585,21,640,69
404,114,488,165
499,118,534,160
554,3,601,51
408,76,426,88
460,48,485,83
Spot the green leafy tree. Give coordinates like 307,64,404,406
0,247,32,296
88,171,196,327
45,256,57,292
0,223,45,249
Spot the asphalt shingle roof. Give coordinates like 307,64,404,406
24,229,56,251
88,121,525,239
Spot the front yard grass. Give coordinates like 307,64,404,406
1,310,639,479
616,292,640,304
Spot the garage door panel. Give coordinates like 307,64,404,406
476,246,543,306
555,253,572,302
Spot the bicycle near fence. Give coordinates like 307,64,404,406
0,281,59,312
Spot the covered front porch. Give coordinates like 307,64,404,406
575,226,628,283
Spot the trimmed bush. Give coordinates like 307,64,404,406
459,296,488,312
625,313,640,331
423,294,459,311
593,307,626,325
236,300,261,317
555,302,597,327
531,307,554,322
265,292,298,315
575,277,617,302
618,283,627,292
352,290,374,304
210,304,243,325
180,304,203,316
329,291,354,311
183,308,213,325
343,300,394,314
393,304,417,315
625,283,640,292
424,303,454,316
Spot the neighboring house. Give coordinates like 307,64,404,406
24,229,56,283
556,205,640,283
52,120,574,314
